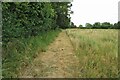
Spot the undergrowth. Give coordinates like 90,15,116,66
2,29,61,78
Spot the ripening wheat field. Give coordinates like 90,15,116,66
66,29,118,78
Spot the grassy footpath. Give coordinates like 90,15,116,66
2,29,61,78
67,29,118,78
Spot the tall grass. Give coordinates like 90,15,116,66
67,29,118,78
2,29,61,78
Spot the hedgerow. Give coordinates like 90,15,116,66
2,2,71,46
2,2,72,78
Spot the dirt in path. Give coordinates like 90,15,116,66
19,30,80,78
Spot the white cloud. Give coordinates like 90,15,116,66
70,0,119,26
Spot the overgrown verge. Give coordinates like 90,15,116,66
2,29,61,78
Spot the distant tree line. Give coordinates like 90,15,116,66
79,22,120,29
2,2,72,46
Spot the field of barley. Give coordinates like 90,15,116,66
66,29,118,78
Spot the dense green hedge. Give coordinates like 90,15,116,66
2,2,72,46
2,2,72,78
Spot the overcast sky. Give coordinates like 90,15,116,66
70,0,120,27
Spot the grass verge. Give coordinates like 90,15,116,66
2,29,61,78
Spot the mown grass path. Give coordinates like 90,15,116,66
19,30,79,78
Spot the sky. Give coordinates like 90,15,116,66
70,0,120,27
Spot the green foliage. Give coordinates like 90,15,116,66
79,22,120,29
2,2,72,46
2,30,61,78
79,25,83,28
2,2,51,43
85,23,92,29
52,2,71,29
101,22,112,29
69,22,77,28
112,21,120,29
93,22,101,29
2,2,71,78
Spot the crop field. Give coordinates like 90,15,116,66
66,29,118,78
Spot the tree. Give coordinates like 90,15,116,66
51,2,72,29
2,2,73,46
70,22,76,28
117,21,120,29
85,23,92,29
79,24,83,28
113,21,120,29
101,22,111,29
93,22,101,29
